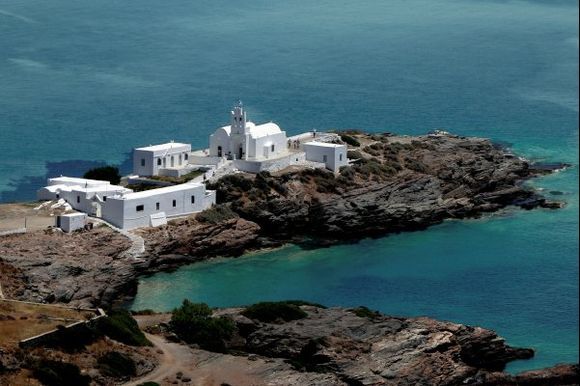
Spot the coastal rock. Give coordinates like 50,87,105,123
0,134,567,309
141,305,578,386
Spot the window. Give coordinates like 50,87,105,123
141,158,145,167
77,196,80,203
172,199,176,207
191,195,195,204
339,154,343,161
103,196,107,201
323,155,328,162
156,202,160,210
157,158,162,166
136,204,144,212
56,194,60,199
271,144,275,152
184,153,188,160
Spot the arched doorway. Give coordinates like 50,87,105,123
217,146,222,157
238,146,243,160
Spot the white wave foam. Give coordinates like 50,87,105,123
0,9,36,24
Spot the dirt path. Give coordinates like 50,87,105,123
124,333,195,386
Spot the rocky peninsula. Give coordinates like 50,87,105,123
0,132,575,385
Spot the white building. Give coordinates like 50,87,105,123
37,177,215,230
303,142,348,172
133,142,192,177
57,212,87,233
209,102,288,161
37,177,131,216
101,182,215,230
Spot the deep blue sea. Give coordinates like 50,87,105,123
1,0,578,373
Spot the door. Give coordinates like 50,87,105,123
217,146,222,157
92,202,102,218
238,146,243,160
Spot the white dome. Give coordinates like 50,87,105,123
247,122,282,138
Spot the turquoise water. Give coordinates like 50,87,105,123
1,0,578,373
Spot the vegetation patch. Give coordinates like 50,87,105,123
170,300,235,353
149,170,204,184
125,183,161,192
340,134,361,147
83,166,121,185
196,205,238,224
96,309,151,347
350,306,381,320
241,301,309,323
97,351,137,378
31,359,91,386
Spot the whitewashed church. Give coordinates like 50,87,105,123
209,102,288,161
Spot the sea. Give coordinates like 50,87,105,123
1,0,578,373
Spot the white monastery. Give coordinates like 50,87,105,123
37,102,348,231
38,176,215,230
209,103,288,161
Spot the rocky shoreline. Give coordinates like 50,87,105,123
0,133,569,307
131,303,579,386
0,132,576,384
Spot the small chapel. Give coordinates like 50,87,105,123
209,102,288,161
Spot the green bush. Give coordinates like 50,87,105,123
97,351,137,378
207,174,254,203
340,134,361,147
170,300,235,353
241,301,309,323
83,166,121,185
347,150,363,159
97,309,151,347
351,306,381,320
196,205,238,224
31,359,91,386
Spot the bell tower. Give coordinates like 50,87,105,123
231,100,247,135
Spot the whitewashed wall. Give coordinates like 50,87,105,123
303,143,348,172
103,184,215,230
133,144,191,176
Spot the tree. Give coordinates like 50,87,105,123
170,300,235,352
83,166,121,185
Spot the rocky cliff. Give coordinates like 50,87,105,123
141,303,579,386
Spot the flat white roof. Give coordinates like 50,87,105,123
117,182,205,200
135,142,191,152
303,141,346,148
61,212,87,218
70,185,129,193
40,184,68,192
48,176,111,186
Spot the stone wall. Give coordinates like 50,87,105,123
17,303,106,349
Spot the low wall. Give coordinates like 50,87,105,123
0,228,26,237
18,304,106,349
189,155,223,166
234,152,313,173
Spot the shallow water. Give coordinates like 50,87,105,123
1,0,578,373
